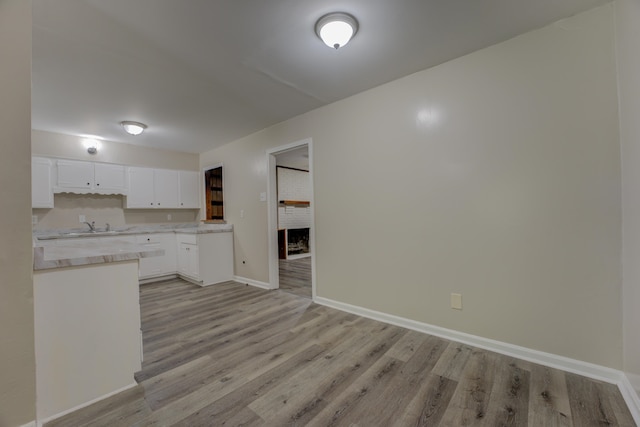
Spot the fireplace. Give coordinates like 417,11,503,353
286,228,310,258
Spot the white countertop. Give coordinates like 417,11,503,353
33,223,233,241
33,238,164,271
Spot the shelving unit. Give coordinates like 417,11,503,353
279,200,311,206
205,167,224,220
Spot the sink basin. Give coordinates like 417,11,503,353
62,231,119,237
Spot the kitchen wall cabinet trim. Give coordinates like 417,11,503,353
32,157,54,208
54,159,127,195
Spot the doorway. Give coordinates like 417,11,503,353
267,139,315,300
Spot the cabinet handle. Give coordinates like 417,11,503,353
150,203,153,206
86,182,90,186
96,183,100,186
158,203,161,206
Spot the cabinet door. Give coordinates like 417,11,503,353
94,163,126,193
136,235,163,278
177,242,199,279
32,157,54,208
57,160,94,189
154,169,179,208
127,167,155,208
178,171,200,208
159,234,177,274
186,243,199,278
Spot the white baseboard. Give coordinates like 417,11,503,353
138,274,178,285
620,373,640,425
36,382,138,427
234,276,273,290
314,296,640,424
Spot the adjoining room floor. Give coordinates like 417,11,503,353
279,256,311,299
46,279,636,426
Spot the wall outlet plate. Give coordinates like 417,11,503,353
451,293,462,310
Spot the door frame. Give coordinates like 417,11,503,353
266,138,316,300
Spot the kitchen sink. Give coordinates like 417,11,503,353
36,231,121,240
64,231,119,236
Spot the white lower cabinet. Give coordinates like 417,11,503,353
136,233,177,280
176,232,233,286
178,235,200,281
35,230,233,285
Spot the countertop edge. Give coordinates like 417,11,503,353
34,224,233,241
33,246,165,271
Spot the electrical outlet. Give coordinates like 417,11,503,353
451,293,462,310
240,209,244,218
167,214,172,221
79,214,86,223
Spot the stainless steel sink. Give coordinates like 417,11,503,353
36,231,120,240
66,231,119,236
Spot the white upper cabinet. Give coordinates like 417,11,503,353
154,169,179,208
94,163,127,192
31,156,199,209
32,157,54,208
179,171,200,208
126,167,183,209
55,159,126,195
57,160,94,189
127,167,155,208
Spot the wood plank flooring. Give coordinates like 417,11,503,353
279,256,311,299
46,279,636,426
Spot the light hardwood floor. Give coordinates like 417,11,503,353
46,279,636,426
279,256,312,299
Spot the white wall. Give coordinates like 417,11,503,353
32,130,199,170
201,5,623,368
277,167,311,229
0,1,37,426
616,0,640,396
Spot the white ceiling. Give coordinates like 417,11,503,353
32,0,609,154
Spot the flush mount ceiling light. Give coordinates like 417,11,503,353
120,121,147,136
315,12,358,49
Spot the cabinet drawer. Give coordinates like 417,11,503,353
136,234,162,244
176,234,197,245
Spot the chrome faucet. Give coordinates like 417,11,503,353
84,221,96,232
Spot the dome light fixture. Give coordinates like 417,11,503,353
120,121,147,136
315,12,358,50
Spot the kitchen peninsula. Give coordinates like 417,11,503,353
32,223,234,422
33,238,162,422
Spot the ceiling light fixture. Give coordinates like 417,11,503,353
315,12,358,50
120,121,147,136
